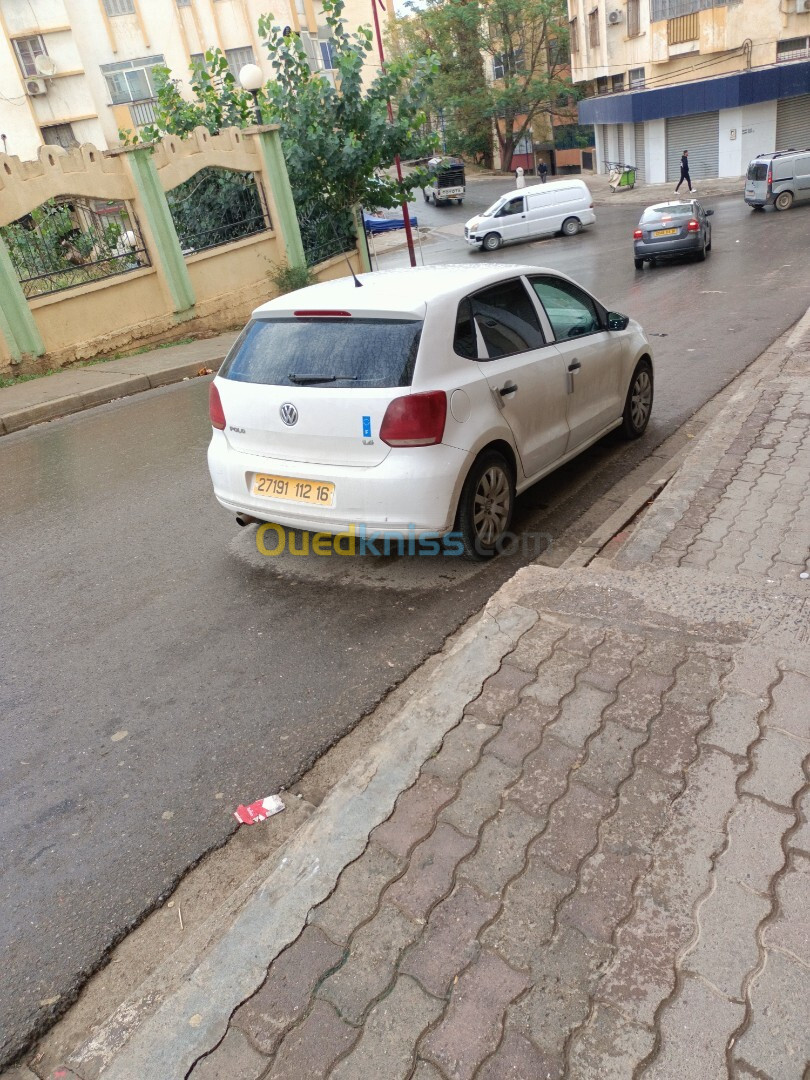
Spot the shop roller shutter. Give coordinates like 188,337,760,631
634,123,645,182
666,112,719,181
776,95,810,151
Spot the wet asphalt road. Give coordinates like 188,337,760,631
1,189,809,1065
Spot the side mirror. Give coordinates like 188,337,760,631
705,209,714,216
607,311,630,332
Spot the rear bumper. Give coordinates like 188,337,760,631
207,432,470,535
634,235,702,259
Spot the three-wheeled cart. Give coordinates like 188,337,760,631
605,160,636,192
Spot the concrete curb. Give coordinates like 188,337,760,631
62,595,538,1079
614,304,810,570
0,336,238,437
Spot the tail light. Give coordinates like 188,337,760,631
767,168,772,185
209,382,226,430
380,390,447,447
633,228,643,239
687,219,700,233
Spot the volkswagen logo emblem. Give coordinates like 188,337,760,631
280,403,298,427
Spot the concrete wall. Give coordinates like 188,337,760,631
0,126,361,376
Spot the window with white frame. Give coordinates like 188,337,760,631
12,35,46,78
299,31,322,72
493,47,524,79
101,55,165,103
225,46,255,78
629,66,645,88
777,36,810,61
103,0,136,14
320,38,337,69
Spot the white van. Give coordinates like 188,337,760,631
465,179,596,251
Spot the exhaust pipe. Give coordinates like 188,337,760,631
236,513,260,527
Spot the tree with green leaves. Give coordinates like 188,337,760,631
397,0,575,173
122,0,438,236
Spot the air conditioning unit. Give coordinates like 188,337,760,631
797,0,810,12
25,78,47,96
608,9,623,24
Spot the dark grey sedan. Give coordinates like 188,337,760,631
633,200,714,269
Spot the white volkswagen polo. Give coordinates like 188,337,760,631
207,265,653,558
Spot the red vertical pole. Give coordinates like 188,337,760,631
371,0,417,267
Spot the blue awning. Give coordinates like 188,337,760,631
363,214,418,234
579,60,810,125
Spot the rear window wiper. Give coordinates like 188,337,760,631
288,373,359,385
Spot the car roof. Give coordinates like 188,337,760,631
252,264,570,319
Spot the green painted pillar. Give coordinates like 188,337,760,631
254,127,306,270
0,236,45,364
125,147,195,313
353,205,371,273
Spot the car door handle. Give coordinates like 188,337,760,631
499,382,518,396
567,361,581,372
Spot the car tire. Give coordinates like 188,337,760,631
706,230,712,251
648,258,657,268
634,258,644,270
561,217,580,236
482,232,502,251
423,192,430,203
455,451,515,560
622,360,654,439
774,191,793,211
696,241,706,261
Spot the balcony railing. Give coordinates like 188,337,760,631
129,98,157,127
668,13,699,46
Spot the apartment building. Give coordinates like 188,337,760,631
0,0,389,161
567,0,810,182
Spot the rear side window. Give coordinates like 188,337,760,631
220,317,422,388
773,159,794,181
530,276,602,340
747,162,768,182
470,280,545,360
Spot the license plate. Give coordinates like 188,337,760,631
439,187,464,197
653,228,678,237
252,473,335,507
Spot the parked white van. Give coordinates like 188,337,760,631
465,179,596,251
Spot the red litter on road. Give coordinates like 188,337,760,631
233,795,285,825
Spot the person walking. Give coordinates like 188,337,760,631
515,166,525,188
539,161,548,183
674,149,696,194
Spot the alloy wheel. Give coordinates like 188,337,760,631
630,369,653,430
473,466,511,547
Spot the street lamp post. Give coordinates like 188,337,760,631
370,0,417,268
238,63,265,124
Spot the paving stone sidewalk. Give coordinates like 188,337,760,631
185,333,809,1079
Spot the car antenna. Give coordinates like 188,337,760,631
346,254,363,287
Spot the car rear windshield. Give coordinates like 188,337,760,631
640,205,693,223
747,162,768,181
219,317,423,388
